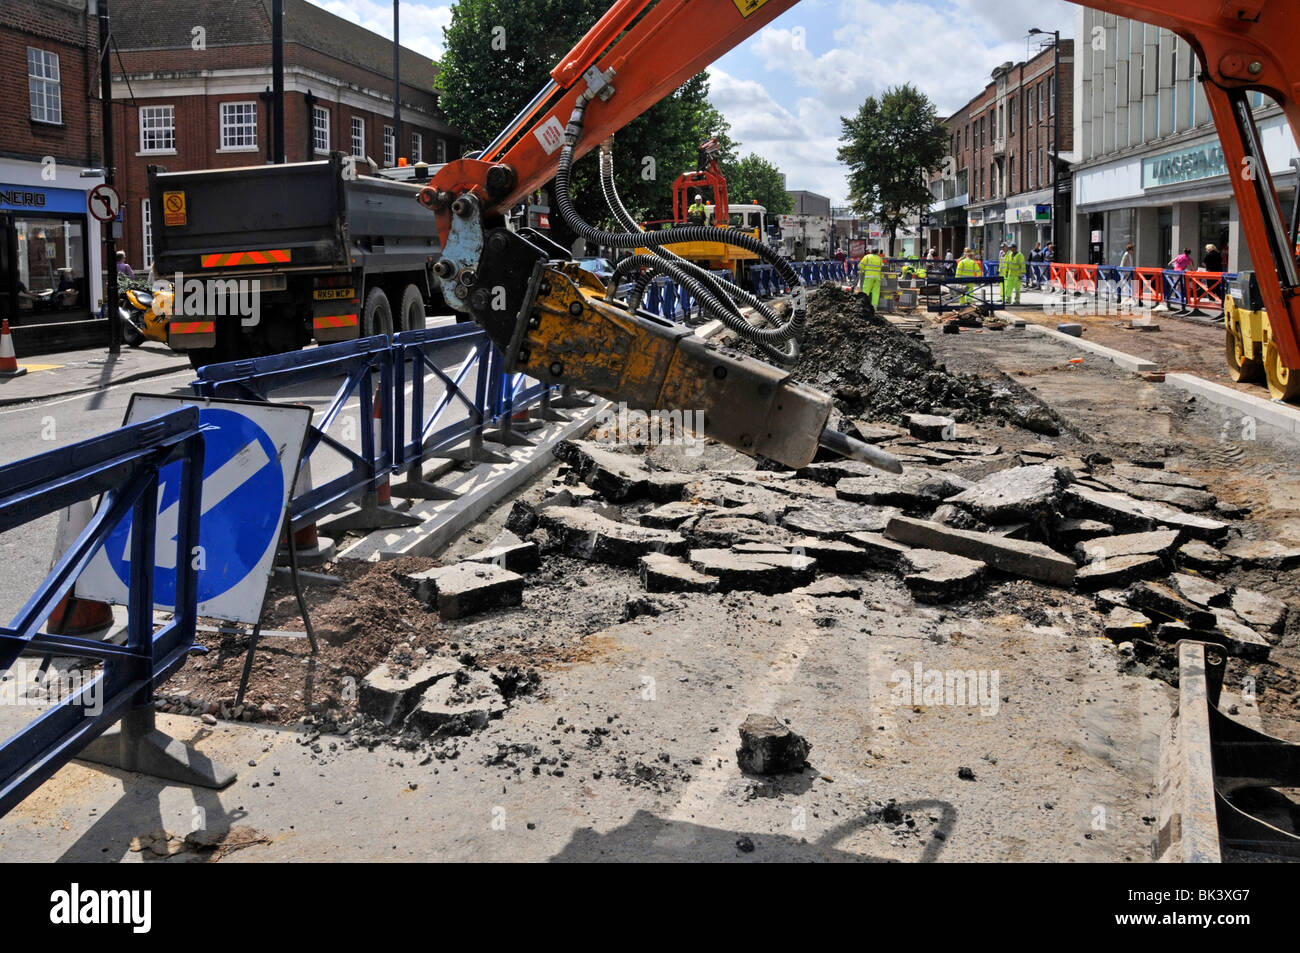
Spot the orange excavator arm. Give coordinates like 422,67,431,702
418,1,1300,470
422,0,1300,369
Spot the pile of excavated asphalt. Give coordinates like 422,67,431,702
727,285,1066,436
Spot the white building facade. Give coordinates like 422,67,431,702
1070,9,1299,272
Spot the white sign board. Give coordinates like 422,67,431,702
77,395,312,624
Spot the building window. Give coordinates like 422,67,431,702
313,106,330,153
141,199,153,270
990,164,997,197
383,125,395,166
139,106,175,153
220,101,258,149
1009,96,1016,135
1039,148,1045,184
436,138,448,163
1049,77,1056,117
351,116,365,157
27,48,62,125
411,132,422,163
1039,83,1046,122
1029,90,1036,124
1029,158,1035,190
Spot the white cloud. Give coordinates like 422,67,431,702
722,0,1079,203
708,68,848,203
306,0,452,60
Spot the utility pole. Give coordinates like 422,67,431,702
392,0,402,161
98,0,119,356
272,0,285,163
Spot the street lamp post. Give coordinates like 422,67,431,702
1030,28,1062,258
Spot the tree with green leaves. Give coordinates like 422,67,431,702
434,0,732,239
837,84,947,255
722,153,792,216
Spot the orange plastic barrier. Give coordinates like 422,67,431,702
1185,270,1226,313
1133,267,1165,304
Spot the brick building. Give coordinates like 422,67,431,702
928,38,1075,260
108,0,463,271
1,0,109,330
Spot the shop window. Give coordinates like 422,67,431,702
14,218,86,316
28,48,62,125
220,102,258,150
140,106,175,153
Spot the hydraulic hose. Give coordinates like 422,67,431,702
555,100,807,352
593,132,798,360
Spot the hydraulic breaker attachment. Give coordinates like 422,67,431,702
460,226,899,472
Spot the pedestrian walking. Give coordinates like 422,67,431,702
1202,243,1223,272
115,251,134,278
1004,244,1026,305
956,247,982,304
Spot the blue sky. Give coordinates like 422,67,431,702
307,0,1080,205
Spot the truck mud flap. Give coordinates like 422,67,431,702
1157,640,1300,862
167,320,216,350
313,313,360,343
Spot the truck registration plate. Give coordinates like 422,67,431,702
313,288,354,300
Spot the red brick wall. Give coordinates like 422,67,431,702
0,1,101,169
110,37,461,267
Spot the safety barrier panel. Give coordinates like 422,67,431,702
192,335,396,534
1133,267,1165,305
1185,270,1229,314
393,323,497,473
0,409,206,817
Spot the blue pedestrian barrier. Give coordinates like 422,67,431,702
393,323,498,480
0,409,206,817
192,335,397,534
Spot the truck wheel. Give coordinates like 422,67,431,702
362,287,393,337
398,284,427,332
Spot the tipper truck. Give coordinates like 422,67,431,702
147,152,445,367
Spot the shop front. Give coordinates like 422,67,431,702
1072,111,1299,272
0,170,102,327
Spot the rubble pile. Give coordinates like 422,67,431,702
497,434,1291,670
730,285,1066,435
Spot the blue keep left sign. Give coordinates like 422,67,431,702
76,396,312,624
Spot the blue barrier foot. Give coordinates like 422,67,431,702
393,460,461,501
321,492,424,532
77,707,236,789
430,441,512,466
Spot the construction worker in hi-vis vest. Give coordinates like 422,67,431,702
1004,243,1026,305
859,248,885,308
687,194,707,226
956,247,982,304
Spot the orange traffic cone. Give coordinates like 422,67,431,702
0,319,27,378
278,457,335,565
46,500,115,636
372,384,395,506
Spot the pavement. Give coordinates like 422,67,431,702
0,341,190,407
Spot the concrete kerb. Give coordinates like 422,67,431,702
339,318,734,561
337,398,609,561
1023,324,1158,373
1166,373,1300,436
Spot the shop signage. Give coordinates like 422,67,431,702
967,210,984,227
1035,204,1053,222
1142,142,1229,188
0,185,88,216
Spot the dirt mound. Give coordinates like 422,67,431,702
732,285,1063,434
